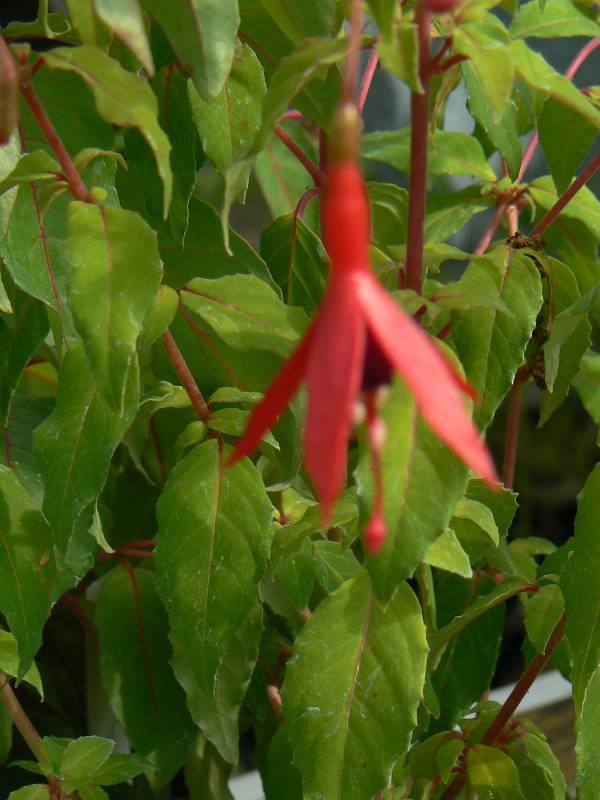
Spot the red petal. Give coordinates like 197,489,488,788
227,327,314,466
305,277,366,519
353,271,498,486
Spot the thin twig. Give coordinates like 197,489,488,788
273,125,324,185
19,81,91,203
532,150,600,237
502,370,525,489
162,330,210,422
439,615,567,800
474,202,509,256
357,49,379,111
405,3,432,293
518,36,600,181
0,670,46,764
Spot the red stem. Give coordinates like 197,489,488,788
357,50,379,112
532,149,600,237
474,202,509,256
405,4,431,293
162,330,210,422
440,615,567,800
273,125,324,185
294,185,320,221
19,82,92,203
502,371,525,489
0,671,46,765
518,36,600,181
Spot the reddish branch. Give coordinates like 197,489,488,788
502,368,528,489
532,150,600,237
19,80,92,203
357,49,379,112
439,614,567,800
162,330,210,422
0,671,46,765
405,3,432,293
518,36,600,181
273,125,324,185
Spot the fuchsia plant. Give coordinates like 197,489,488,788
231,102,497,554
0,2,600,800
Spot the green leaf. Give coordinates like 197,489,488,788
34,343,137,554
93,0,154,75
431,577,529,656
425,186,494,243
161,197,275,289
312,540,363,594
66,203,162,412
362,129,496,181
368,182,408,254
206,407,279,449
8,787,50,800
538,98,598,195
511,40,600,130
429,575,505,732
282,572,427,800
156,440,273,762
184,734,234,800
0,181,66,314
0,150,62,195
356,375,469,599
40,736,71,774
539,256,591,424
425,529,472,578
121,65,200,245
510,0,600,37
451,246,543,429
180,275,306,357
260,214,328,314
467,745,526,799
376,19,420,92
452,18,514,124
255,0,336,40
248,36,349,153
89,752,146,786
66,0,110,45
43,45,172,215
573,350,600,425
0,629,44,695
60,737,114,793
262,533,316,616
519,731,566,799
0,291,49,425
78,787,109,800
576,665,600,800
463,61,522,180
95,566,195,788
562,463,600,707
139,0,239,102
0,467,55,677
189,42,266,172
523,584,564,653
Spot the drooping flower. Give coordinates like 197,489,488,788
229,104,497,553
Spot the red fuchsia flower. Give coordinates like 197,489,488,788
229,105,497,554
